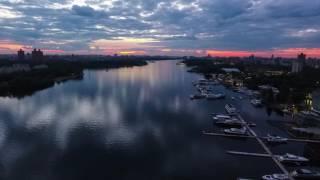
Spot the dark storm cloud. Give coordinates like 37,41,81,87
0,0,320,53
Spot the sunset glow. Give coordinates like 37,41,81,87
0,0,319,57
0,40,25,52
207,48,320,58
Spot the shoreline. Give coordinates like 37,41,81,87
0,59,148,98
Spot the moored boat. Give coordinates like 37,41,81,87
224,127,247,135
190,94,206,100
215,118,244,127
291,169,320,179
262,174,289,180
206,93,226,100
250,99,262,107
265,134,288,144
277,153,309,164
212,114,232,120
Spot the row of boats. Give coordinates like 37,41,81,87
213,105,320,179
260,168,320,179
214,104,290,144
192,79,320,179
190,79,226,100
213,104,253,136
240,169,320,180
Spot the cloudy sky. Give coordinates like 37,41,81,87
0,0,320,57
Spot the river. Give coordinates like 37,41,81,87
0,60,317,180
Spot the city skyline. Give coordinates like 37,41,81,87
1,0,320,57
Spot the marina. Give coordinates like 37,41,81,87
205,110,320,180
193,75,320,179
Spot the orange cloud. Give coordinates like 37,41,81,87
207,50,254,57
0,40,25,52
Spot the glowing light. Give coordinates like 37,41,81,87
119,51,145,55
206,50,254,57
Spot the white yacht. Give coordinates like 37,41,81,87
250,99,262,107
225,104,238,114
291,169,320,179
277,153,309,164
224,127,247,135
265,134,288,143
212,114,231,120
190,94,206,100
262,174,289,180
215,118,244,127
206,93,226,100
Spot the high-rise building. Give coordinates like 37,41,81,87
32,49,44,61
291,53,306,73
17,49,25,60
298,53,306,64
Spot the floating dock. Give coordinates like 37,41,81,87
203,131,320,143
236,114,295,180
227,151,272,158
202,131,255,139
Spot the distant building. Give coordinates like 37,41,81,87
17,49,25,60
292,53,306,73
32,49,44,61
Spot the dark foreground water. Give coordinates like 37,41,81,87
0,60,317,180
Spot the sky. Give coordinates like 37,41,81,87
0,0,320,57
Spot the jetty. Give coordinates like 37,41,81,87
203,131,320,143
236,114,295,180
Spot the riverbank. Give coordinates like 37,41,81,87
0,59,148,98
182,59,320,111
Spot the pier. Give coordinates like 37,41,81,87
227,151,272,158
202,131,255,139
236,114,295,180
203,131,320,143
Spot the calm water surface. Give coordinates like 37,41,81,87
0,60,314,180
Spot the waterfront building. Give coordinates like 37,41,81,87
17,49,25,60
291,53,306,73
